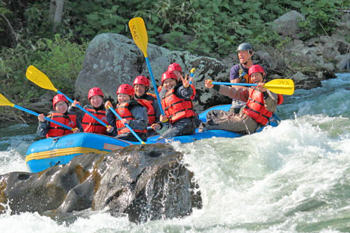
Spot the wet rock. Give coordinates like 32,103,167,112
0,143,202,223
291,72,322,90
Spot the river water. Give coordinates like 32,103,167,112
1,74,350,232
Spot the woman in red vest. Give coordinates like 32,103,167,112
37,94,82,138
105,84,148,142
74,87,111,135
133,76,160,136
199,64,283,134
151,70,197,139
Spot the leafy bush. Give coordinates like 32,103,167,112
0,34,87,105
298,0,343,39
33,34,88,95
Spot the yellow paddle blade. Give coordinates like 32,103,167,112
264,79,295,95
190,68,196,73
26,65,58,92
0,93,14,107
129,17,148,57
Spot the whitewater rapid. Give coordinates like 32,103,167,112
1,73,350,232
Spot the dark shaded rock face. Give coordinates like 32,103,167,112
0,144,202,223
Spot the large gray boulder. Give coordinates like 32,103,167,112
0,144,202,223
272,10,305,37
75,33,231,112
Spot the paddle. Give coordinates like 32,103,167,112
105,105,146,144
189,68,196,85
128,17,165,115
0,93,74,131
211,79,295,95
25,65,109,127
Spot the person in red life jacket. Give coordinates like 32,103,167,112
229,43,255,114
133,76,160,136
105,84,148,142
157,63,196,93
151,70,197,139
70,87,112,135
37,94,82,138
168,62,196,95
167,63,201,126
168,63,183,80
199,64,283,134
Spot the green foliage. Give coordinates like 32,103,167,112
33,34,88,95
0,34,87,105
0,42,41,104
5,0,349,58
23,1,52,39
298,0,343,39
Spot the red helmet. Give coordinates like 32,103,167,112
88,87,104,100
116,84,135,97
248,64,266,78
133,76,150,87
52,94,68,109
167,63,182,73
161,71,178,85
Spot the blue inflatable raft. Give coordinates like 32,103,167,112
25,105,280,173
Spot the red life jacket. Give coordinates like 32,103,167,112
46,112,77,138
146,92,157,100
136,98,156,126
161,86,196,124
81,106,108,134
115,101,147,135
243,88,283,125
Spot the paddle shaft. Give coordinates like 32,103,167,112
14,105,73,130
108,107,145,144
211,81,257,86
56,90,108,127
145,57,164,116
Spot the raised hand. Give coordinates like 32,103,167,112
181,74,190,88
